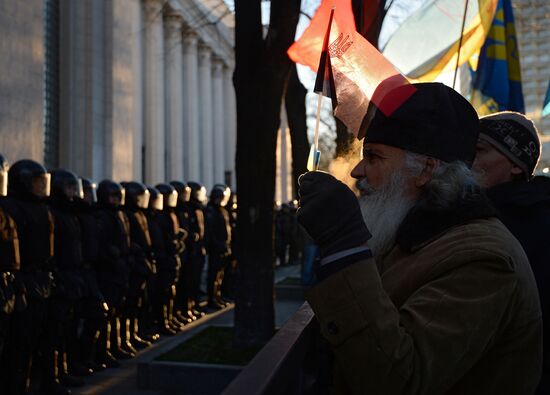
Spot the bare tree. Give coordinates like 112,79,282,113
233,0,301,347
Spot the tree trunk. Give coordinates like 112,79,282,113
352,0,388,48
285,65,308,198
233,0,301,348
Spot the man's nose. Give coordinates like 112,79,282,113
350,159,367,179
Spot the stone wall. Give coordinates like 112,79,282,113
0,0,44,162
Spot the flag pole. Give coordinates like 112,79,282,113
307,93,323,171
308,6,336,171
452,0,470,89
313,93,322,151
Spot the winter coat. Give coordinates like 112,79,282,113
486,176,550,394
182,201,206,257
306,194,542,394
205,203,232,257
50,202,85,301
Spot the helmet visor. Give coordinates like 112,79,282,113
119,188,126,206
137,190,150,209
221,188,231,207
181,186,191,203
151,194,163,211
64,178,84,201
31,173,51,198
168,190,178,208
198,187,207,204
84,183,98,204
0,169,7,197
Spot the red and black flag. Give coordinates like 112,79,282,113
288,0,416,139
313,7,337,107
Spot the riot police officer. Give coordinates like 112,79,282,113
169,181,195,322
205,185,232,309
184,182,207,316
75,178,108,372
94,180,129,368
0,155,22,384
154,184,187,330
1,159,58,394
147,186,177,335
47,169,90,387
120,182,156,348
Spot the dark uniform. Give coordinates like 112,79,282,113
205,186,232,309
0,205,18,359
169,181,196,321
94,180,130,367
154,184,186,331
75,179,108,372
146,187,178,335
0,160,57,395
183,182,207,314
0,155,21,370
120,182,157,350
48,169,88,386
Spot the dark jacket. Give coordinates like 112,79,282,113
486,176,550,394
50,202,85,300
76,202,100,266
95,206,130,287
154,210,182,283
205,203,231,257
307,192,542,394
1,197,54,300
124,209,156,279
183,201,206,256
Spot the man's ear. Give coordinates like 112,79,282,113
415,157,439,188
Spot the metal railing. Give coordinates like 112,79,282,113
223,302,331,395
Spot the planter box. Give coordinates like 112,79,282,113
137,324,257,394
137,359,242,394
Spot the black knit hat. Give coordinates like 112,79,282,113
365,82,480,167
479,111,540,179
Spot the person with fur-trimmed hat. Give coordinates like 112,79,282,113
473,111,548,394
297,83,542,394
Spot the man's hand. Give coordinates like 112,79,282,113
298,171,371,258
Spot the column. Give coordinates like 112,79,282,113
223,64,237,189
131,0,144,180
164,12,184,181
143,0,165,184
182,31,200,182
198,43,214,189
211,56,225,185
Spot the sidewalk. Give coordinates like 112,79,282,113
73,265,304,395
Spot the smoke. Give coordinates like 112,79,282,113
328,138,363,193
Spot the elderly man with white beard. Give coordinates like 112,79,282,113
298,82,542,394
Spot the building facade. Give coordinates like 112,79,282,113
514,0,550,135
0,0,236,189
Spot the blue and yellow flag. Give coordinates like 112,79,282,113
543,81,550,118
470,0,524,115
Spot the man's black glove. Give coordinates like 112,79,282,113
298,171,372,259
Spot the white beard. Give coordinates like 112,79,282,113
358,171,415,257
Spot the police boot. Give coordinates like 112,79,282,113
175,309,194,324
95,321,120,368
168,298,185,331
110,317,134,359
158,305,177,336
130,318,152,349
120,317,138,355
